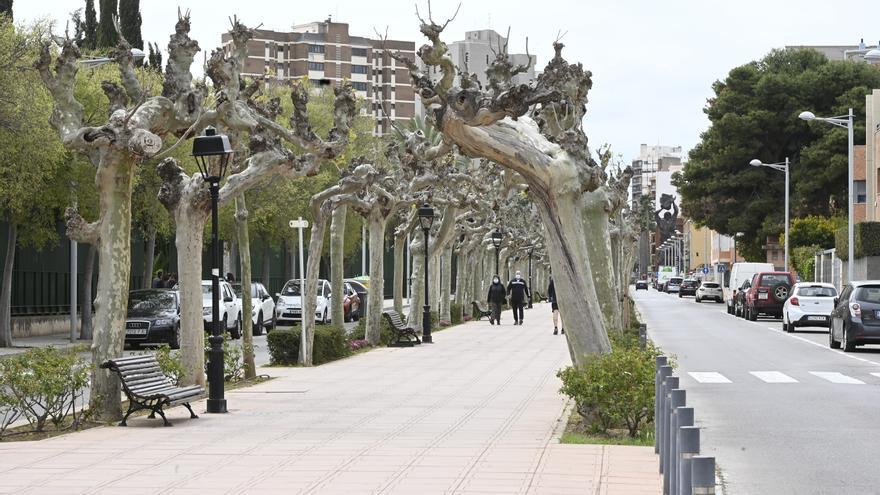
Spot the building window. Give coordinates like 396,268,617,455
352,65,369,74
308,44,325,54
308,62,324,71
352,47,368,57
352,82,368,91
855,180,867,203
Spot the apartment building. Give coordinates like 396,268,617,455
222,19,420,135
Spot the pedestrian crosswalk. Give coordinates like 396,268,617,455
684,370,880,385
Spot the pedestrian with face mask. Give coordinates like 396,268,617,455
486,275,506,325
507,270,530,325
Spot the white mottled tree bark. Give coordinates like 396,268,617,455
0,223,16,347
329,205,346,325
392,232,406,314
365,210,387,344
235,195,256,379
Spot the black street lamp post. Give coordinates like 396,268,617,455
491,230,502,276
418,205,435,344
527,248,533,309
193,127,233,414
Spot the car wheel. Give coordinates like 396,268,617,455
170,324,180,349
829,321,841,348
695,296,701,303
717,298,723,303
266,313,275,332
221,315,228,336
748,305,757,321
842,323,856,352
254,312,264,336
231,314,242,339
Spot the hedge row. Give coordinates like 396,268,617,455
835,221,880,261
267,325,351,365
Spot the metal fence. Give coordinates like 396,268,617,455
656,355,718,495
814,248,843,291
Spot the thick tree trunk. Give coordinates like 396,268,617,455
143,227,155,289
301,204,328,366
365,211,387,344
393,232,405,314
235,195,256,379
583,190,622,333
440,243,452,324
0,223,16,347
329,205,346,326
174,204,209,387
80,243,97,340
89,156,136,421
405,235,425,332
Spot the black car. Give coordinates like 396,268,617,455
125,289,181,349
678,279,700,297
829,281,880,352
345,279,369,317
635,280,649,291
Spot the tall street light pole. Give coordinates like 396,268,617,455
750,158,790,271
800,110,853,282
491,230,502,277
527,248,533,309
418,205,435,344
193,127,234,414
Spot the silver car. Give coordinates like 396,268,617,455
695,282,723,303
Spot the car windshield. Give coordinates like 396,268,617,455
855,286,880,303
281,281,320,296
798,286,836,297
760,274,790,285
231,284,258,297
128,291,175,314
702,283,720,288
669,278,683,284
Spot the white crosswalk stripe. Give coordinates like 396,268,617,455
809,372,865,384
687,372,732,383
870,372,880,380
750,371,798,383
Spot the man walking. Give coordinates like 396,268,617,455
487,275,506,325
151,270,164,289
507,270,530,325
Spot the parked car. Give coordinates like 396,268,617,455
829,281,880,351
782,282,837,333
678,279,700,297
275,279,331,325
735,280,751,317
125,289,181,349
743,272,795,321
695,282,723,303
232,282,276,335
202,280,243,338
635,280,649,291
665,277,683,294
725,262,774,315
345,279,369,318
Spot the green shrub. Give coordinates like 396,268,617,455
835,221,880,261
152,345,185,385
791,244,821,281
349,317,394,345
267,325,351,365
557,340,665,438
0,346,89,435
203,334,245,381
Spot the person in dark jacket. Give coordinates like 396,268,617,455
548,277,563,335
151,271,164,289
507,270,530,325
486,275,506,325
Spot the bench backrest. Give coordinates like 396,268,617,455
383,310,407,330
473,301,487,311
101,355,174,398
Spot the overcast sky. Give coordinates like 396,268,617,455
14,0,880,163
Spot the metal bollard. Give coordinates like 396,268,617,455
660,375,678,475
674,408,694,495
655,357,669,454
691,456,715,495
678,426,700,495
639,323,647,350
665,389,686,495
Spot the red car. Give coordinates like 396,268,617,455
744,272,795,321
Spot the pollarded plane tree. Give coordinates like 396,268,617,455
388,5,625,362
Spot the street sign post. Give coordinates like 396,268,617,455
702,266,709,275
289,218,310,293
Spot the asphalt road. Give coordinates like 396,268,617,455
634,287,880,495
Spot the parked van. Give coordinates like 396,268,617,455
725,262,774,315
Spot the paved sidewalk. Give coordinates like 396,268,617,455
0,302,659,494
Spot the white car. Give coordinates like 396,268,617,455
695,282,723,303
275,279,331,326
782,282,837,333
665,277,683,293
202,280,243,339
232,282,276,335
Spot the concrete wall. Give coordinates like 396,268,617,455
11,315,79,339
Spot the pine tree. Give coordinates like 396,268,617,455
96,0,117,49
83,0,98,50
118,0,142,49
153,42,162,71
0,0,12,20
146,42,154,68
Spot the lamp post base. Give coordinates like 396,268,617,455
422,304,433,344
206,333,226,413
206,399,227,414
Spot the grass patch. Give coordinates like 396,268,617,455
559,408,654,447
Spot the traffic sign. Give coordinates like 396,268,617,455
289,219,309,229
702,267,709,274
718,264,725,272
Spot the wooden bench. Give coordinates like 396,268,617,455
382,310,421,347
472,301,492,320
101,355,204,427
